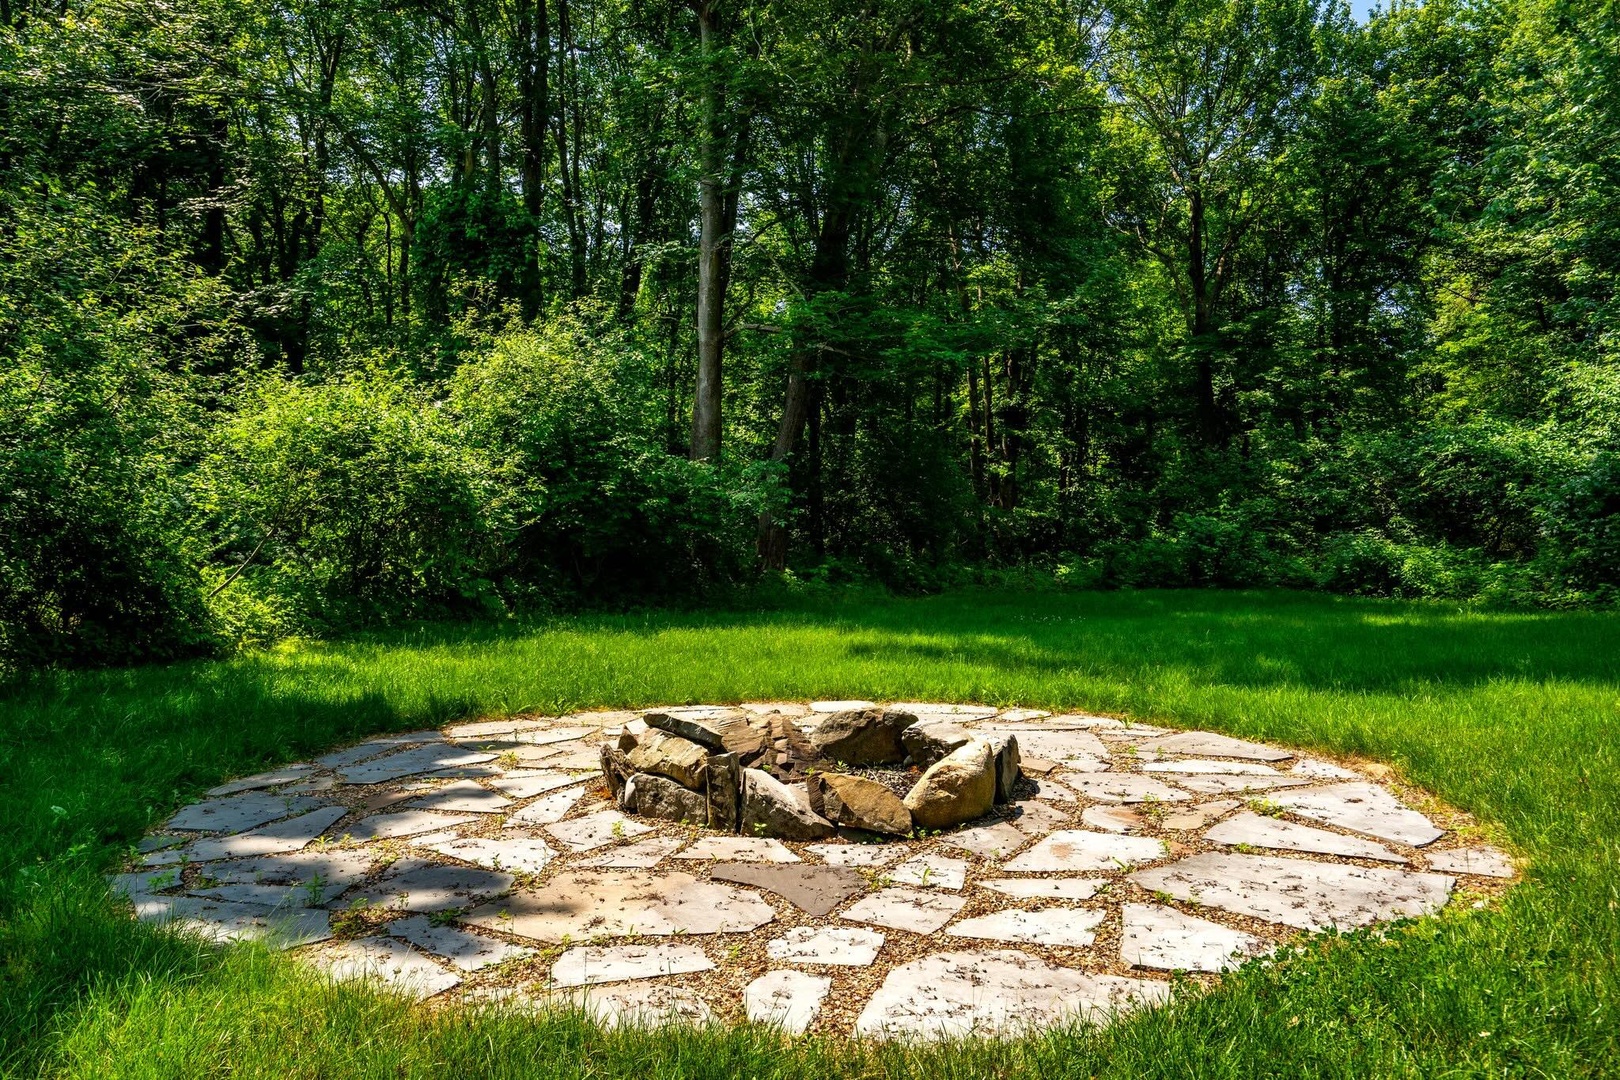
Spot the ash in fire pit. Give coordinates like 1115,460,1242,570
601,707,1020,839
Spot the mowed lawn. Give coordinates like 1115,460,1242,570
1,588,1616,1078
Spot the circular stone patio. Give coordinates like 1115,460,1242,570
112,703,1516,1039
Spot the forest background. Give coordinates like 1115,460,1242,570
3,0,1618,670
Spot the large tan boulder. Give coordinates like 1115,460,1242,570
626,730,707,790
807,773,912,836
903,741,995,830
809,707,918,766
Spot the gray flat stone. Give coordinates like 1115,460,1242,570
766,925,885,966
891,702,998,719
995,709,1051,722
1081,806,1146,834
207,765,315,796
939,821,1029,859
1206,812,1407,862
746,970,830,1033
202,848,375,892
854,950,1170,1038
419,836,557,875
135,894,332,948
545,810,653,851
1269,783,1445,846
405,780,513,814
806,843,903,868
1003,830,1166,873
1426,846,1514,878
563,983,714,1028
841,888,966,934
1137,731,1292,762
444,719,542,740
948,907,1106,947
1063,774,1191,804
388,915,534,970
1129,851,1454,930
979,878,1106,901
1291,758,1360,780
1160,799,1242,831
314,734,440,770
510,726,596,747
1031,777,1082,800
342,810,478,842
574,837,684,869
167,793,327,833
182,806,348,860
462,870,776,940
349,862,515,912
713,862,866,916
504,785,589,826
315,937,461,1000
886,854,968,891
338,744,496,785
979,727,1107,761
1142,759,1281,775
810,700,876,712
1008,800,1071,835
1120,903,1265,972
671,835,801,863
1170,774,1313,795
549,943,715,987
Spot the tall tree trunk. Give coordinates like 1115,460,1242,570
1188,184,1220,445
689,2,726,460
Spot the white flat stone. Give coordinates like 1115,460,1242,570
979,878,1106,901
1041,714,1127,730
462,870,776,941
891,703,998,719
1292,758,1359,780
510,726,597,747
443,719,538,740
419,837,557,875
939,822,1029,859
1426,846,1514,878
338,745,496,785
388,915,534,970
980,727,1107,761
766,926,885,966
885,854,968,891
1269,783,1444,846
540,745,607,770
854,950,1170,1038
549,943,715,987
135,895,332,948
565,983,714,1028
1137,731,1292,762
405,780,513,815
1143,759,1281,775
505,785,589,826
575,837,684,868
1160,799,1242,831
1003,830,1166,873
182,806,348,860
1008,800,1071,835
206,765,315,797
672,836,800,863
995,709,1051,722
1081,806,1146,834
167,792,327,833
807,843,903,868
545,810,653,851
1206,812,1407,862
315,937,461,1000
746,970,830,1033
841,888,966,934
1120,903,1266,972
948,907,1106,947
811,700,877,712
349,861,515,912
487,771,589,799
202,848,374,893
341,810,478,842
1170,774,1312,795
1129,851,1454,930
1064,774,1191,804
1031,777,1082,799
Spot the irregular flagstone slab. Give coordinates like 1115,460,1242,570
108,869,179,899
1143,759,1282,776
1038,714,1128,729
188,882,333,908
713,862,866,916
810,700,877,713
462,870,776,941
203,848,375,892
207,765,315,797
1081,806,1146,834
511,726,597,747
766,926,885,966
350,861,515,912
1291,758,1360,780
1063,774,1191,805
1170,774,1313,795
807,843,903,868
313,732,443,770
995,709,1051,722
549,943,715,988
672,836,800,863
885,854,968,891
979,878,1106,901
1119,903,1266,972
420,837,558,875
1003,830,1166,873
854,950,1170,1038
487,771,589,799
389,915,534,971
135,894,332,948
949,907,1105,947
564,983,714,1028
939,821,1029,859
1009,800,1071,836
1426,846,1514,878
315,937,461,1000
1031,779,1082,803
338,744,497,785
1137,731,1292,762
1160,799,1243,831
575,837,684,869
545,809,654,851
505,785,590,827
1129,851,1454,930
342,810,478,842
167,792,327,833
443,718,544,740
1269,783,1445,847
525,743,603,771
405,780,513,815
892,703,999,719
739,701,813,718
746,970,831,1034
1206,812,1407,863
841,888,967,935
183,806,348,861
979,727,1107,761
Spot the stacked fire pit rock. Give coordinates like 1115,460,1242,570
601,707,1021,839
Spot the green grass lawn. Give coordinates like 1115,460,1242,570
2,588,1617,1078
